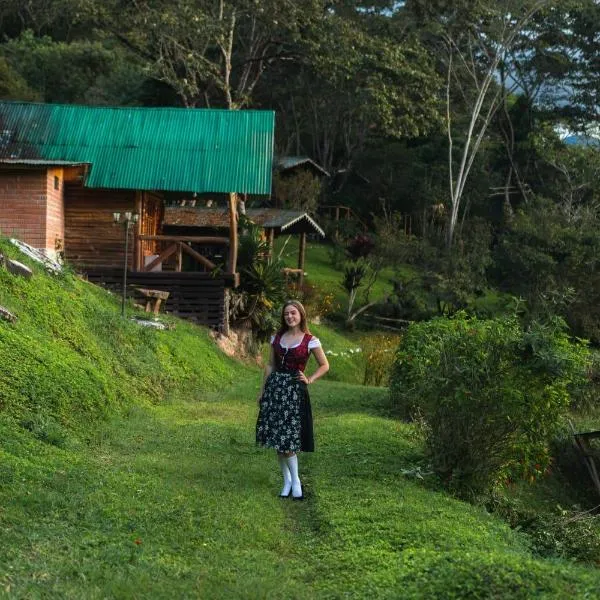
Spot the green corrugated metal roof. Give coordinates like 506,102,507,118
0,101,274,194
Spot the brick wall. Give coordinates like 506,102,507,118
0,170,49,249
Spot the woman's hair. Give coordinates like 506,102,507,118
278,300,311,335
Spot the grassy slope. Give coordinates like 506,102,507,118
1,239,600,597
0,238,246,429
275,236,398,306
2,381,600,598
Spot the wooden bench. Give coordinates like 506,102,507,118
135,288,170,316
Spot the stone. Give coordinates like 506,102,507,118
6,259,33,279
10,238,62,274
0,306,16,323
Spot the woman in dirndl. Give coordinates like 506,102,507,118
256,300,329,500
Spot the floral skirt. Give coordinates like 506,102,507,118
256,371,314,452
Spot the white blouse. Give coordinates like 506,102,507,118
271,334,321,349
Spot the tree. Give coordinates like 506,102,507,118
407,0,556,247
266,5,442,182
85,0,312,109
0,30,144,104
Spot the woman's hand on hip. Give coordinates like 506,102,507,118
296,371,310,385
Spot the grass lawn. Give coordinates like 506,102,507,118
274,236,399,307
2,378,600,599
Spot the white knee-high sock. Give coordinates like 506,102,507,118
287,454,302,498
278,454,292,496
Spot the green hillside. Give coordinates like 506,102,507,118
1,238,600,598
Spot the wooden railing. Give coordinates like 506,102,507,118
319,204,369,232
136,235,229,273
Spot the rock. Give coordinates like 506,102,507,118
6,259,33,279
129,317,172,330
0,306,16,323
10,238,62,274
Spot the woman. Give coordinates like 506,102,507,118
256,300,329,500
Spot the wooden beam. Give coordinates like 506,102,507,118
142,242,178,272
137,235,230,245
298,232,306,287
228,192,238,274
180,242,217,270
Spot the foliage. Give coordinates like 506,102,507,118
345,233,375,261
389,313,590,498
286,280,335,323
373,214,493,320
360,332,400,386
272,170,322,213
229,217,285,342
0,30,137,104
494,194,600,343
0,55,40,101
340,257,383,328
490,492,600,564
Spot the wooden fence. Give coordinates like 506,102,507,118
86,269,226,329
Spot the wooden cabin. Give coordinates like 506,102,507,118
0,101,274,329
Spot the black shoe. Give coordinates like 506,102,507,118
292,494,304,501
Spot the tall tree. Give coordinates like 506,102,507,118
407,0,556,247
85,0,313,108
266,5,442,182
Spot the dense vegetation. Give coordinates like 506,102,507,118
2,0,600,338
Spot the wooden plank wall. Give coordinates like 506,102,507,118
64,182,136,269
138,191,163,267
86,270,226,328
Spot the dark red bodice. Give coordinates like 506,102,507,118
273,333,311,372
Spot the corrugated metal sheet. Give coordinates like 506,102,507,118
0,101,274,194
164,207,325,236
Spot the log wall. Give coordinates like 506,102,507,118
64,182,136,269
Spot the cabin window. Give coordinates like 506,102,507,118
54,175,60,190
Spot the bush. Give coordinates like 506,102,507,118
389,314,590,498
360,332,400,386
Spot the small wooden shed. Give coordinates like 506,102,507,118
163,207,325,285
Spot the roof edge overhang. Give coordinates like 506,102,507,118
0,159,89,167
279,213,325,237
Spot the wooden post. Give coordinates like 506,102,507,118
228,192,238,275
298,232,306,288
134,191,143,271
177,242,183,272
267,228,275,263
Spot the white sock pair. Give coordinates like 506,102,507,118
278,454,303,498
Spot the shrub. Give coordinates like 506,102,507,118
389,314,590,498
360,332,400,386
287,281,335,323
229,217,286,341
